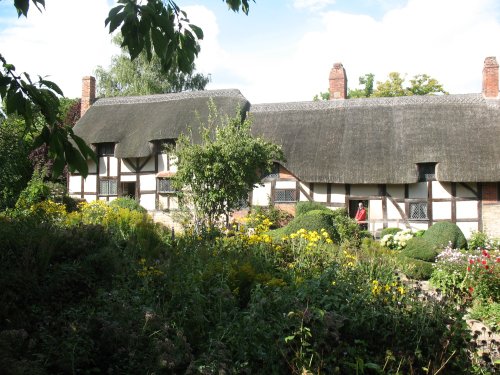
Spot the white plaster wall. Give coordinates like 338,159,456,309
68,176,81,194
331,184,345,203
386,220,406,230
456,201,478,219
409,222,429,231
276,180,296,189
432,202,451,220
299,182,309,201
140,157,155,172
99,197,107,201
313,183,328,203
88,161,97,174
252,183,271,206
140,174,156,191
350,184,378,196
158,195,168,210
408,182,427,199
121,175,136,182
140,194,156,211
169,155,178,172
84,194,96,202
432,181,452,199
109,158,118,177
121,160,134,173
99,157,107,176
456,183,478,198
108,196,117,202
83,175,97,193
483,204,500,238
69,194,81,199
387,200,405,220
369,199,383,220
457,222,478,239
158,154,167,172
387,185,404,199
170,196,178,209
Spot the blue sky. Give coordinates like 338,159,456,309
1,0,500,103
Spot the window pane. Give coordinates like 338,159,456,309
109,180,117,195
99,180,109,195
158,178,174,193
275,189,296,203
409,202,428,220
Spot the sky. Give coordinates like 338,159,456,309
1,0,500,103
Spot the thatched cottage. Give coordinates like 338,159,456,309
69,58,500,238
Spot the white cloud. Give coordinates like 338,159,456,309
204,0,500,103
0,0,118,98
293,0,336,11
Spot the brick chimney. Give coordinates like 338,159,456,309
329,62,347,100
81,76,96,117
482,57,499,98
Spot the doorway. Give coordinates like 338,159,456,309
122,182,136,199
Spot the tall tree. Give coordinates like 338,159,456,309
95,37,209,97
173,100,283,229
348,73,375,98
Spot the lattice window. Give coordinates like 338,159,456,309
409,202,428,220
99,179,117,195
263,163,280,180
418,163,436,182
158,178,175,193
274,189,296,203
97,143,115,156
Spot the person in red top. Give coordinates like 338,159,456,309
355,202,367,230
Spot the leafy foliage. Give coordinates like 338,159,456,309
95,36,209,97
173,100,283,228
423,221,467,249
314,71,448,100
0,55,96,177
2,0,253,178
401,237,438,262
380,227,402,238
295,201,331,216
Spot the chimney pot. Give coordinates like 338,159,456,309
482,57,499,98
329,62,347,100
81,76,96,117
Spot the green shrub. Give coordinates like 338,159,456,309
400,257,434,280
109,197,147,213
380,227,402,238
423,221,467,249
251,205,293,228
295,201,331,216
468,231,490,250
401,237,438,262
274,211,338,241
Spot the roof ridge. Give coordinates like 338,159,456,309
94,89,245,106
250,93,490,112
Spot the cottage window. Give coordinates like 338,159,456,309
417,163,436,182
97,143,115,156
99,179,117,196
158,139,176,154
263,163,280,180
409,202,428,220
274,189,296,203
158,178,176,193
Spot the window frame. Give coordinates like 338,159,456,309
157,178,176,194
408,201,428,220
97,142,115,157
417,163,436,182
274,188,297,203
99,178,118,196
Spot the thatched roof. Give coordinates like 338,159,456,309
251,94,500,183
73,89,250,158
74,89,500,183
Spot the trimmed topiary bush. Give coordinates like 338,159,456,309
401,237,438,262
399,257,434,280
380,227,402,238
423,221,467,249
269,211,337,241
295,201,331,216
